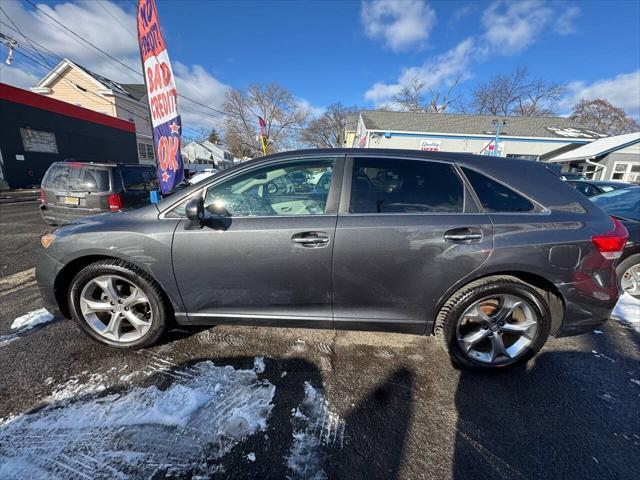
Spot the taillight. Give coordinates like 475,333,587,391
38,188,45,204
592,217,628,259
107,193,122,211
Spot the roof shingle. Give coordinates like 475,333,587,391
359,110,607,139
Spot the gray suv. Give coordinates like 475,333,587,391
36,150,628,369
39,161,158,226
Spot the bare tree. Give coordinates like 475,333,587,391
222,84,308,158
469,67,565,116
570,99,640,135
300,103,358,148
392,75,462,113
193,127,221,144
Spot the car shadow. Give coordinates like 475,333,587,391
452,340,640,480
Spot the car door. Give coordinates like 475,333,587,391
171,156,342,327
331,156,493,334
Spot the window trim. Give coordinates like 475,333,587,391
340,155,471,216
459,165,550,215
159,156,344,219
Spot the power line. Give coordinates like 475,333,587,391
19,0,306,133
95,1,137,39
0,20,226,135
11,50,207,146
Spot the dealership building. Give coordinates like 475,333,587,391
0,83,138,189
348,110,607,159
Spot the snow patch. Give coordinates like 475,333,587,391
611,293,640,333
254,356,265,374
10,308,54,331
286,382,345,480
49,373,108,402
0,359,276,478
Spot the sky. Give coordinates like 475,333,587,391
1,0,639,136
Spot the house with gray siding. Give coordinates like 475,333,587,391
546,132,640,182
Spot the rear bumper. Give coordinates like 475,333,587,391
35,253,66,319
39,204,102,225
554,278,619,337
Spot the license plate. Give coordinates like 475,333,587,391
64,196,80,206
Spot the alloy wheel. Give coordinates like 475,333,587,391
620,263,640,296
79,275,153,343
456,294,539,365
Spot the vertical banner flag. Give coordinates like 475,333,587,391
258,116,268,155
137,0,183,193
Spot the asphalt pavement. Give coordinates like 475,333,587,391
0,201,639,479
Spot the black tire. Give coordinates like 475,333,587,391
435,275,551,369
617,254,640,300
69,259,169,349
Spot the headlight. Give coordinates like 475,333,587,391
41,234,55,249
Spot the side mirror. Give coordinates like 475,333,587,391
185,197,204,222
206,200,231,218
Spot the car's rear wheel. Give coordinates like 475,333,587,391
69,260,168,348
617,254,640,300
435,276,551,369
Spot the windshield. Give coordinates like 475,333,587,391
42,164,110,192
591,187,640,222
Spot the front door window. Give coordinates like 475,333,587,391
203,160,334,217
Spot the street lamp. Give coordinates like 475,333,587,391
491,119,506,157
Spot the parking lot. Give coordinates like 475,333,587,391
1,200,639,479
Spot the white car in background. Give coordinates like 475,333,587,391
188,169,219,185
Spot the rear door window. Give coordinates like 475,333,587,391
349,158,463,214
463,168,535,213
42,164,110,192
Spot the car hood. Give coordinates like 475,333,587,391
53,203,160,236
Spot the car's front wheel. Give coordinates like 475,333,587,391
435,276,551,369
69,260,169,348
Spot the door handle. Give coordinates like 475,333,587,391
292,232,330,246
444,228,483,242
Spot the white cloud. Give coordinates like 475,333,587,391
361,0,436,52
364,37,476,107
449,4,476,25
0,1,233,133
480,0,553,55
296,98,326,119
554,6,581,36
0,64,41,88
363,0,580,107
1,0,141,82
564,71,640,118
173,63,230,131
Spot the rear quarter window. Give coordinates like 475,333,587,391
121,168,147,191
463,168,535,213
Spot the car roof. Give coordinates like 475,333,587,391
257,148,494,163
570,179,631,185
51,161,153,168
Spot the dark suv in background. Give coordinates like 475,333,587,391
37,150,628,369
39,161,158,226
